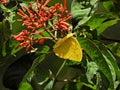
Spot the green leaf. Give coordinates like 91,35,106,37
77,37,115,89
108,43,120,57
24,46,50,80
102,54,116,83
19,45,50,89
86,14,110,30
1,37,21,57
38,70,53,86
96,19,118,36
86,62,98,84
76,82,83,90
1,4,17,30
82,83,96,90
12,15,26,34
19,82,33,90
44,80,54,90
0,19,19,57
2,41,7,56
71,0,98,29
97,42,120,80
103,1,115,12
9,38,22,55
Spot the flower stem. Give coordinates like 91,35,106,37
55,59,67,78
43,24,56,40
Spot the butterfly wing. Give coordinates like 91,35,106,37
67,36,82,62
53,35,72,59
53,33,82,62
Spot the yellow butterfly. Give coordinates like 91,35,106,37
53,33,82,62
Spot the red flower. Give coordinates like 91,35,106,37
0,0,8,5
14,0,72,51
13,30,30,42
38,38,45,45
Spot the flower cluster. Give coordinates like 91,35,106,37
0,0,8,5
13,0,72,51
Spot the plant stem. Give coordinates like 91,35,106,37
55,59,67,78
43,24,56,40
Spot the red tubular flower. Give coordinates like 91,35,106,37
63,0,67,10
38,38,45,44
13,30,33,51
43,0,50,6
17,1,52,31
14,0,72,51
53,14,72,31
13,30,30,42
0,0,8,5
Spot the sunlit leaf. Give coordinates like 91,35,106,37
71,0,98,29
96,19,118,36
103,1,115,13
82,82,96,90
0,4,17,30
19,82,33,90
86,14,110,30
108,43,120,57
86,62,98,84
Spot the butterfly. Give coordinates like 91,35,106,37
53,33,82,62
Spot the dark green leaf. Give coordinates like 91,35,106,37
44,80,54,90
19,45,50,89
77,37,115,89
97,42,120,80
0,19,16,57
12,15,26,34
